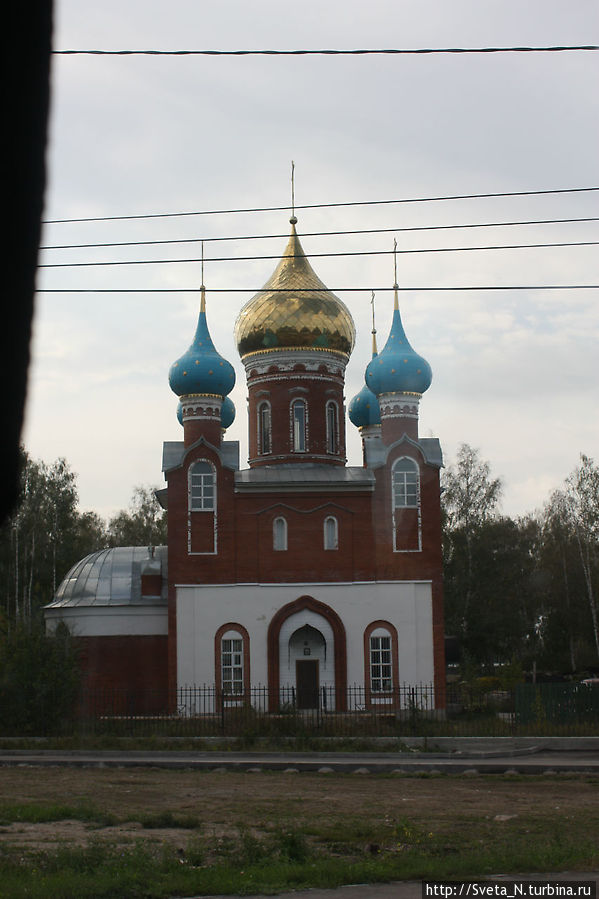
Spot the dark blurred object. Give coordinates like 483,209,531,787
445,635,460,665
2,3,53,524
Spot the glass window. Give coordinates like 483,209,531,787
221,636,244,695
292,400,306,452
392,457,419,508
273,516,288,551
323,516,338,550
326,401,338,454
258,401,271,454
189,461,215,511
370,634,393,693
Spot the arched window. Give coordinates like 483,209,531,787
221,632,244,695
215,624,250,698
189,460,215,511
392,457,419,508
273,516,288,551
364,621,399,699
326,401,339,454
258,401,272,454
323,515,338,550
291,399,307,452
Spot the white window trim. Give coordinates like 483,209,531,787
187,459,217,555
391,456,422,553
369,628,393,694
258,400,272,455
325,400,339,454
221,630,244,696
290,399,308,453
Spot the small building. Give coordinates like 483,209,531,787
47,216,446,711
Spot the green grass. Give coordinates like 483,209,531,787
0,828,597,899
0,812,598,898
0,801,117,827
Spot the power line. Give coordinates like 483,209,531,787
42,187,599,225
37,240,599,269
35,285,599,294
39,216,599,251
52,45,599,56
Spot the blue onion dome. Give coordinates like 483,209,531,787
348,382,381,428
220,395,236,430
169,286,236,398
234,218,355,359
365,289,432,396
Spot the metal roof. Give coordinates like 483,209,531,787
234,464,375,493
46,546,168,609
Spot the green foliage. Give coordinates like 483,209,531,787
442,446,599,676
0,619,81,735
0,449,107,621
107,485,167,548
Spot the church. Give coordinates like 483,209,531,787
46,216,446,713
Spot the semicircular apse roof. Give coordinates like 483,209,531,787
46,546,168,609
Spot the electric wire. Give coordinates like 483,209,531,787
52,45,599,56
36,240,599,269
39,216,599,251
35,285,599,294
42,187,599,224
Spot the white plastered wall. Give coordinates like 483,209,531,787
176,581,433,689
45,605,168,637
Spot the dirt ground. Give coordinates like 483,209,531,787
0,768,597,852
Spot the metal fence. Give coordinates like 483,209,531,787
2,681,598,738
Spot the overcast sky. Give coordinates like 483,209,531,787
25,0,598,522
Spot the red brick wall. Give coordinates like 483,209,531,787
246,362,346,466
76,635,168,714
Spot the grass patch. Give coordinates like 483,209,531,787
0,825,598,899
0,801,117,827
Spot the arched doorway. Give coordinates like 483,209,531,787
267,596,347,711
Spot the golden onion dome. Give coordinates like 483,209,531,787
234,219,356,360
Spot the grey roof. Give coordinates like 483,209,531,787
162,439,239,473
234,464,375,493
418,438,444,468
46,546,168,609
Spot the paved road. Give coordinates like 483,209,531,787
1,748,599,774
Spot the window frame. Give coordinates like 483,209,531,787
188,459,216,512
215,623,250,702
391,456,419,509
325,400,339,454
363,621,399,705
291,399,307,453
258,400,272,455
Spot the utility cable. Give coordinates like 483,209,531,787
52,46,599,56
36,240,599,269
35,285,599,294
39,216,599,251
42,187,599,225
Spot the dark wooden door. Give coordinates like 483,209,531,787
296,660,319,709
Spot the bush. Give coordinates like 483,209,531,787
0,618,81,735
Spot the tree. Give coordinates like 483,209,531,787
539,455,599,669
0,450,107,621
107,485,167,547
442,445,504,661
